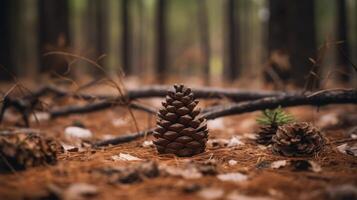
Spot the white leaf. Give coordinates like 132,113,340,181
111,118,127,127
227,192,274,200
207,139,229,148
309,161,322,172
64,183,98,200
227,136,244,147
337,143,348,154
30,112,50,122
270,160,287,169
111,153,142,161
101,134,115,140
161,165,202,179
142,140,154,148
207,118,225,130
217,172,248,183
336,143,357,156
61,143,78,151
65,127,92,139
198,188,224,200
228,159,238,166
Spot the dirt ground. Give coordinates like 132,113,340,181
0,87,356,200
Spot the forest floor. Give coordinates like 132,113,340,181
0,81,356,200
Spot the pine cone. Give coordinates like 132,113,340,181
256,125,278,145
153,84,208,157
0,131,59,172
272,122,325,156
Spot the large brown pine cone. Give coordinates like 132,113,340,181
272,122,325,156
256,125,278,145
0,130,59,172
153,84,208,157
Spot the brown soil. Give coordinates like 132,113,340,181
0,99,356,200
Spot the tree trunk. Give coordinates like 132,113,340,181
86,0,108,76
155,0,168,83
336,0,350,82
288,0,316,87
197,0,211,85
0,0,14,80
121,0,132,75
224,0,240,82
38,0,70,74
267,0,316,88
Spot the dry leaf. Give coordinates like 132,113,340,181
228,159,238,166
65,127,92,139
227,192,273,200
198,188,224,200
227,136,244,147
111,153,142,161
64,183,98,200
142,140,155,148
217,172,248,183
207,118,225,130
337,143,357,157
160,165,202,179
270,160,287,169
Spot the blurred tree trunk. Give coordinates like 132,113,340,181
336,0,350,82
224,0,240,82
267,0,316,88
0,0,13,80
87,0,108,76
197,0,211,85
288,0,316,87
155,0,168,83
121,0,132,75
38,0,70,75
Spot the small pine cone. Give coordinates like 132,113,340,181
0,131,59,172
153,84,208,157
272,122,325,157
256,125,278,145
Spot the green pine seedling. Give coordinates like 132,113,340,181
256,106,294,127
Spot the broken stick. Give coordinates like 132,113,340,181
94,89,357,147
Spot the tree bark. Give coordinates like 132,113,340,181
38,0,70,74
197,0,211,85
224,0,240,81
336,0,351,82
87,0,108,73
0,0,14,80
156,0,168,83
267,0,316,87
121,0,132,75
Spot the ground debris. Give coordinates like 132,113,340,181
226,192,274,200
324,184,357,200
337,143,357,157
198,188,224,200
65,126,93,139
111,153,142,161
217,172,248,183
92,161,159,184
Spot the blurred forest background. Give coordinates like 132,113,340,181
0,0,356,89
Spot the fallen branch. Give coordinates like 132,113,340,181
94,89,357,147
41,85,289,118
94,128,155,147
29,84,288,102
201,89,357,119
50,101,157,118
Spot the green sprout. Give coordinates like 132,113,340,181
256,106,295,126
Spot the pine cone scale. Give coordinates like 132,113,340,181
272,122,325,157
154,84,209,157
